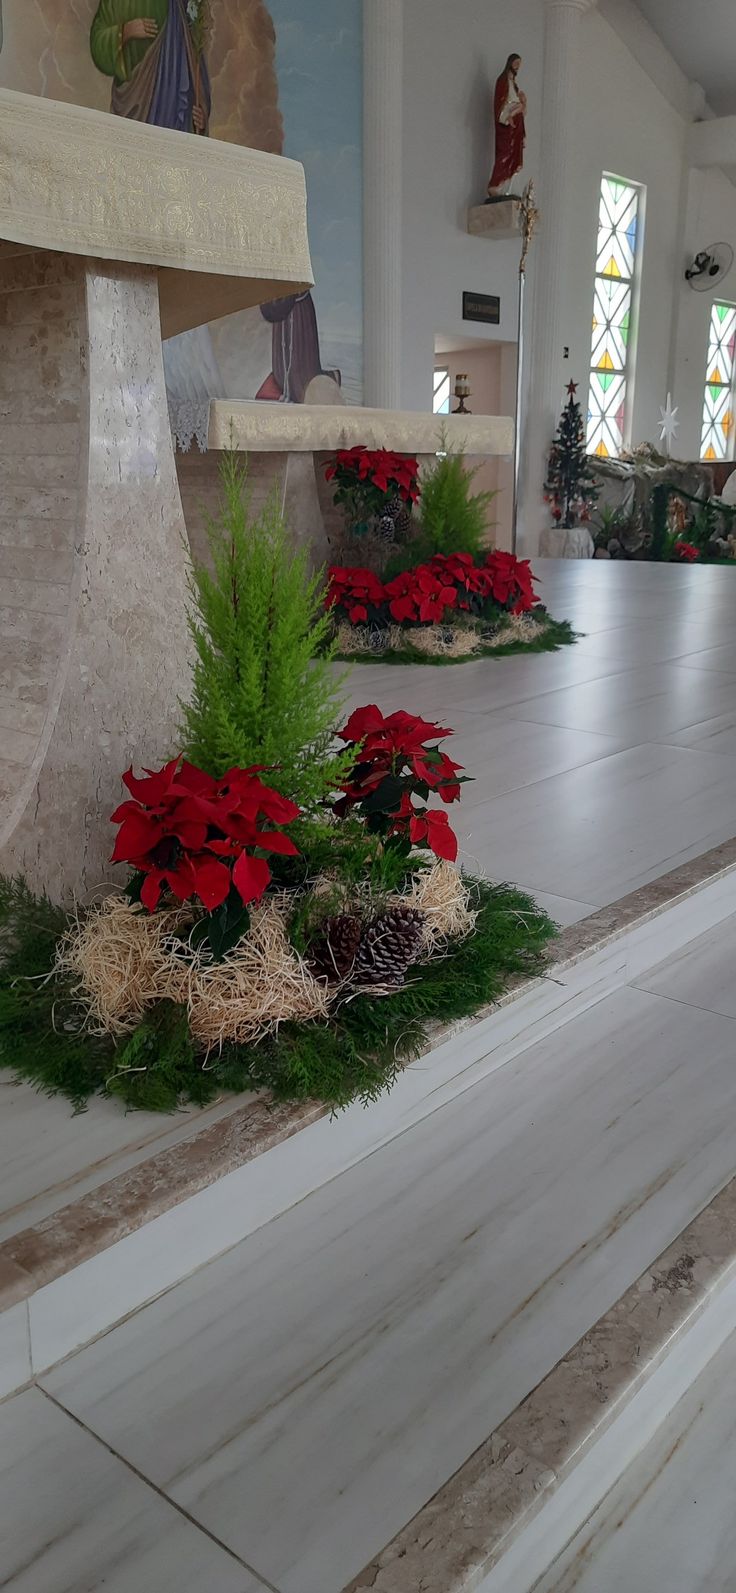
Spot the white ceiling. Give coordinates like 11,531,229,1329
635,0,736,117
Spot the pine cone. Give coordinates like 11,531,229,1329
353,906,426,989
377,513,398,543
386,493,412,539
308,914,362,982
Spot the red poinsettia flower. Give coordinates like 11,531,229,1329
111,757,301,916
409,808,459,862
325,447,420,504
326,565,387,623
389,594,418,623
674,540,700,562
485,551,539,614
335,705,463,860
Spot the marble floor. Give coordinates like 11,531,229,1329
535,1325,736,1592
0,909,730,1591
3,561,736,1334
345,558,736,923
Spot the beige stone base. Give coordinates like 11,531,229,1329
0,252,192,900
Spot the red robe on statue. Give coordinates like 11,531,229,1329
488,69,525,194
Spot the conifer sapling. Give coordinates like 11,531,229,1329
181,451,350,813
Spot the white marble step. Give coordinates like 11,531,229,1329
38,924,736,1593
533,1322,736,1593
7,855,734,1390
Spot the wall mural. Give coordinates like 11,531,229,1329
0,0,363,406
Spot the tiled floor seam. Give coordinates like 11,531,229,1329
631,986,736,1021
37,1384,282,1593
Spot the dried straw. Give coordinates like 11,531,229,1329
185,898,329,1050
337,614,548,658
56,894,189,1036
406,627,482,659
485,613,545,647
59,864,475,1050
58,892,330,1048
397,859,477,952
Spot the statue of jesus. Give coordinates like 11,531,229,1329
90,0,211,134
487,53,526,200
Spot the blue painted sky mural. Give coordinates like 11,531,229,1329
270,0,363,403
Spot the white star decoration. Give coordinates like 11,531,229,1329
659,393,680,456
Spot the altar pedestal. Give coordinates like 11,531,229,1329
174,402,516,573
0,89,312,899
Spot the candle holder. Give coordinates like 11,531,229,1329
453,374,472,414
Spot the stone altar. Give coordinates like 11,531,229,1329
175,404,516,573
0,88,312,900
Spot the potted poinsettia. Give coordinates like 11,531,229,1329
111,756,300,959
325,447,420,544
334,706,466,861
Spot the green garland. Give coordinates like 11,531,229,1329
0,876,556,1115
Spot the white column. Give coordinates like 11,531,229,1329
519,0,597,554
363,0,404,410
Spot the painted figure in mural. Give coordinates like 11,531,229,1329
90,0,211,134
256,291,341,404
487,53,526,200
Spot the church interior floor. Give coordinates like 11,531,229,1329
9,906,736,1592
3,557,736,1252
3,562,736,1589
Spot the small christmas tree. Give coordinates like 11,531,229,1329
181,450,349,813
544,382,600,529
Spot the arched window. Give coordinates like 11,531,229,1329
587,174,643,459
700,302,736,461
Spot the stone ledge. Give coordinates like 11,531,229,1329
2,834,736,1321
0,86,313,338
467,200,522,239
208,400,515,457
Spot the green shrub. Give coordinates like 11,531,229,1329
385,451,496,576
181,450,350,813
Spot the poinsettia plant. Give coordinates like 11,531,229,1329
333,706,466,863
111,757,300,960
673,540,700,563
326,550,539,628
325,447,420,538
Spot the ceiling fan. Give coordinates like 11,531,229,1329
685,242,734,291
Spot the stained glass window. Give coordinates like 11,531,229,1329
586,175,642,458
700,303,736,461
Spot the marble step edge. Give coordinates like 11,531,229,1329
345,1170,736,1593
2,834,736,1339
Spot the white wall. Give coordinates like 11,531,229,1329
400,0,544,412
400,0,736,517
671,166,736,460
563,10,688,454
